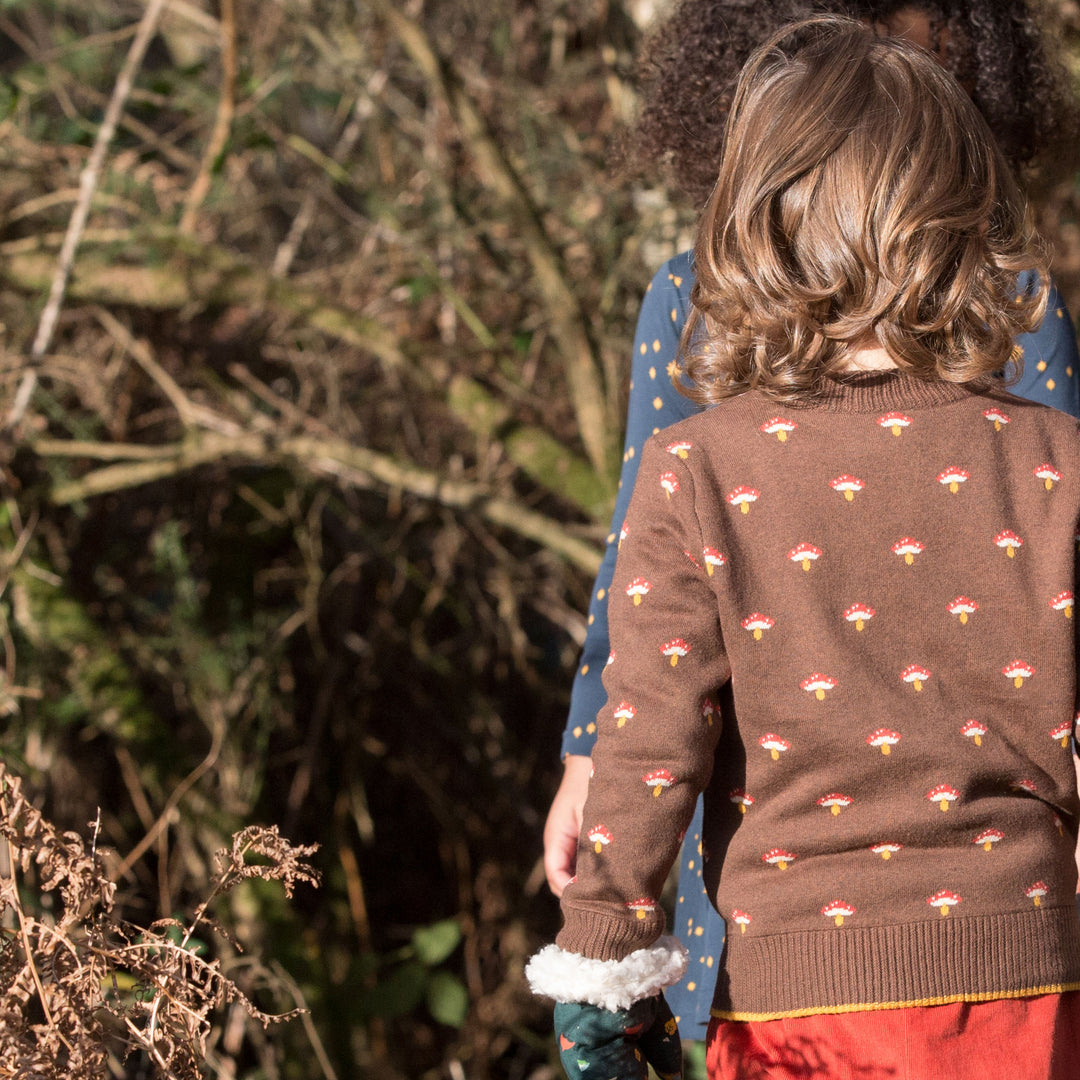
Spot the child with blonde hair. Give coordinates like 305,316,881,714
529,16,1080,1079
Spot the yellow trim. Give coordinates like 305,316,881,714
711,982,1080,1022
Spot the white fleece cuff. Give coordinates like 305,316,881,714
524,935,689,1012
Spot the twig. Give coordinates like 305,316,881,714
179,0,237,233
6,0,172,431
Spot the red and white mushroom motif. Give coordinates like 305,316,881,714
661,639,690,666
626,577,652,606
927,784,960,812
927,890,962,916
762,848,797,871
878,412,913,436
613,701,636,728
844,603,875,631
822,900,856,927
660,472,680,499
948,597,978,624
1002,660,1035,688
1012,778,1038,794
937,467,969,494
731,909,753,933
742,612,775,640
730,789,755,814
867,728,901,755
727,486,760,514
760,733,790,761
760,417,797,442
830,475,865,501
666,440,692,460
625,897,658,920
974,828,1004,852
1035,463,1061,490
983,407,1010,431
994,530,1023,557
789,543,823,571
1026,882,1049,907
618,524,628,550
1051,721,1072,748
605,650,616,667
701,697,718,726
961,719,988,746
588,824,613,853
817,793,853,816
642,768,675,796
702,547,726,576
801,673,837,701
870,843,903,860
901,664,931,692
892,537,925,565
1050,591,1074,618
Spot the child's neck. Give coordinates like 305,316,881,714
838,343,898,372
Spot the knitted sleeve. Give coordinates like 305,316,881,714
1010,277,1080,419
559,254,698,759
554,437,729,966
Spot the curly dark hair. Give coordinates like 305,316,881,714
630,0,1075,207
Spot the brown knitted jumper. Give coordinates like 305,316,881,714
556,370,1080,1021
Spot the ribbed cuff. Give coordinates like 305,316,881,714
556,901,668,961
525,935,688,1012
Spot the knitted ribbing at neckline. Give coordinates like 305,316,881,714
784,371,999,412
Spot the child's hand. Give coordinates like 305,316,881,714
553,994,682,1080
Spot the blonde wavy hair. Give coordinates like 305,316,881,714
678,16,1050,404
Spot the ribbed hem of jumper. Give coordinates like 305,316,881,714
525,935,688,1011
786,370,997,412
712,906,1080,1019
556,902,668,961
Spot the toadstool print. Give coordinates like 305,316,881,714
801,673,837,701
588,824,613,854
1026,882,1049,908
974,828,1004,852
983,407,1010,431
994,530,1023,557
961,719,988,746
817,793,853,816
762,848,796,871
666,440,692,459
1050,591,1074,619
789,543,823,571
901,664,931,692
927,890,962,916
760,733,790,761
625,897,657,920
948,597,978,625
731,909,752,934
727,486,760,514
703,547,726,576
844,603,875,631
878,412,913,436
613,701,636,728
618,524,628,550
870,843,903,860
1051,721,1072,748
1002,660,1035,688
742,613,775,641
867,728,901,755
661,639,690,666
730,789,755,814
937,467,969,494
643,768,675,796
927,784,960,812
1035,463,1061,490
821,900,856,927
701,697,718,726
892,537,925,565
660,472,680,499
830,475,865,501
1012,778,1038,794
605,650,616,667
626,577,651,606
760,417,797,442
